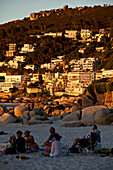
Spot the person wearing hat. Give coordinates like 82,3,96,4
15,131,26,153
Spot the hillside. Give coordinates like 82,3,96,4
0,5,113,71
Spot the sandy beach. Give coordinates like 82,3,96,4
0,121,113,170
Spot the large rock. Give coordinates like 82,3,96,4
1,113,11,122
94,108,113,125
29,110,36,118
72,104,79,112
80,95,94,108
62,110,80,122
14,104,28,117
30,115,48,122
33,108,48,117
81,105,110,124
4,116,17,124
61,122,86,127
0,105,8,116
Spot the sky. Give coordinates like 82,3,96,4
0,0,113,25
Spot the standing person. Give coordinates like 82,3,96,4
44,127,62,147
42,134,62,157
77,99,82,120
24,130,38,152
15,131,26,153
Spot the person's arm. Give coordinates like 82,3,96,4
50,142,55,156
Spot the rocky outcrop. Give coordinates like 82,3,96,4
21,107,48,125
94,108,113,125
62,110,80,122
81,105,113,125
0,105,8,116
80,95,94,108
14,104,28,117
61,122,86,127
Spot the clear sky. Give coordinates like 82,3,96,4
0,0,113,24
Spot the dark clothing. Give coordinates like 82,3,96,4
79,138,90,148
5,147,16,155
15,137,26,153
47,133,61,143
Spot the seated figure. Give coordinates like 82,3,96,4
44,127,62,147
15,131,26,153
24,130,39,152
42,133,62,156
69,124,101,152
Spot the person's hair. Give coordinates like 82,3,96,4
24,130,30,135
93,124,97,129
77,99,82,106
50,127,55,132
53,134,62,140
16,130,23,135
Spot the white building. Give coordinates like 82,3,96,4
102,70,113,78
14,55,26,62
65,30,79,39
19,44,34,53
0,75,26,92
24,64,37,70
8,60,20,69
81,29,93,39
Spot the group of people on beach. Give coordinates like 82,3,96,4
4,130,38,154
4,124,101,157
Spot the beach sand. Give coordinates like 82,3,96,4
0,121,113,170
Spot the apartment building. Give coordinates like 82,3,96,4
41,55,65,70
65,72,94,96
24,64,37,70
69,57,99,72
19,44,34,53
0,75,26,92
44,32,62,37
102,70,113,78
81,29,93,40
8,60,20,69
65,30,79,39
6,43,16,57
42,72,68,96
14,55,26,62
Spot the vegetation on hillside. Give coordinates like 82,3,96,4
0,5,113,73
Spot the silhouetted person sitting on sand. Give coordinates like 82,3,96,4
44,127,62,147
24,130,39,152
42,133,62,156
15,130,26,153
4,135,16,154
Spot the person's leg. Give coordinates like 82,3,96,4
69,138,81,149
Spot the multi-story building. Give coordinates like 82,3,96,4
24,64,37,70
8,60,20,69
0,75,26,92
81,29,93,40
6,43,16,57
65,30,79,39
14,55,26,62
65,72,94,96
69,57,99,72
102,70,113,78
19,44,34,53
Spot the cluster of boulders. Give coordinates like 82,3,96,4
0,94,113,126
61,94,113,127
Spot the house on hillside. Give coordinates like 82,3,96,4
24,64,37,70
